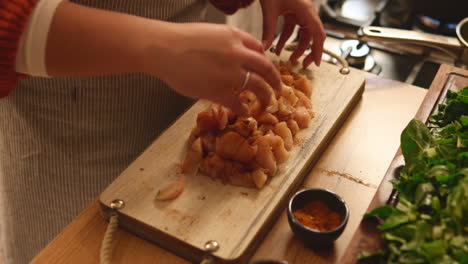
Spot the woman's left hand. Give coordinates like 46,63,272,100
259,0,326,68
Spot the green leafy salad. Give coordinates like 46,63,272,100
359,87,468,264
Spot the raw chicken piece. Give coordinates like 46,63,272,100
199,152,225,179
292,106,313,129
254,136,277,176
197,110,219,134
278,85,298,106
281,75,294,86
257,112,279,125
155,180,185,201
278,97,295,116
294,75,312,97
264,84,279,113
215,131,256,163
265,98,279,113
201,153,256,188
239,90,262,116
227,117,257,138
253,131,289,175
293,89,312,109
287,119,300,136
258,124,275,135
200,133,216,153
181,137,203,176
229,171,256,188
277,61,293,75
211,104,233,130
264,131,289,163
274,122,293,150
251,129,263,137
252,169,268,189
196,104,234,133
222,159,246,181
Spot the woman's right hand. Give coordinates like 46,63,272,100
143,23,282,115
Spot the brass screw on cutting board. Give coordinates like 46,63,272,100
200,240,220,264
204,240,219,253
110,199,125,210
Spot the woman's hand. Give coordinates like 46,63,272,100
46,2,280,114
144,23,282,114
259,0,326,68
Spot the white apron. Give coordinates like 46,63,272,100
0,1,207,263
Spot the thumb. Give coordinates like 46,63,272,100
260,3,278,50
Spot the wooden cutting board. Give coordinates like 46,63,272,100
99,53,365,263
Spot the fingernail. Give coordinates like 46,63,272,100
262,40,268,50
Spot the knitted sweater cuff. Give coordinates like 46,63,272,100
0,0,39,98
209,0,255,15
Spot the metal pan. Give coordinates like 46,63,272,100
359,17,468,66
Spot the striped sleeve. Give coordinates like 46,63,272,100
209,0,255,15
0,0,39,98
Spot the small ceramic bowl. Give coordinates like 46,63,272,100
287,188,349,246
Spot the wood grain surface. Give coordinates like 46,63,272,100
99,56,366,263
341,64,468,263
32,72,427,264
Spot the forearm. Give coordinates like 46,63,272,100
3,0,281,110
46,1,175,77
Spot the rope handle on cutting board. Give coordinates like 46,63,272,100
100,213,119,264
99,200,219,264
100,200,124,264
99,212,218,264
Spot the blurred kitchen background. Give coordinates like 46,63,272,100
211,0,467,88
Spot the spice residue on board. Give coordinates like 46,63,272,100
293,201,342,231
318,168,376,188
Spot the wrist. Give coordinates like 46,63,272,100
136,21,182,81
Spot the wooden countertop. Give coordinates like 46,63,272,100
32,72,427,264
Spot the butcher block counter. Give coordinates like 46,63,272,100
32,68,429,264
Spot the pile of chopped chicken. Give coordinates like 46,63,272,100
181,63,314,189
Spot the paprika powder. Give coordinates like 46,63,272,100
293,200,342,231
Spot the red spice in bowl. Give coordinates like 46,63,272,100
292,200,342,232
287,188,349,245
